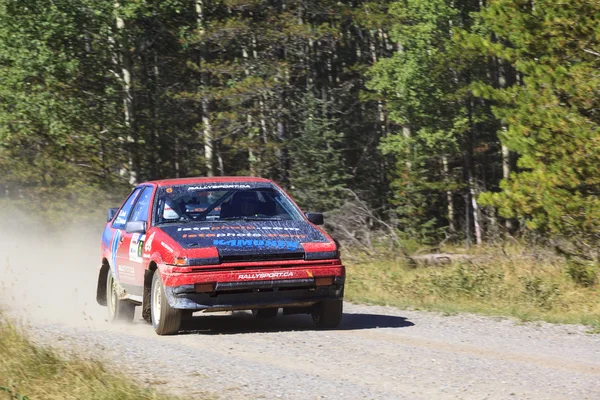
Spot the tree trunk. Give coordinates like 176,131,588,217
242,42,258,176
469,169,483,245
442,155,455,233
402,125,412,171
464,139,483,245
114,0,137,185
465,97,483,245
370,31,386,136
498,55,517,233
196,0,214,177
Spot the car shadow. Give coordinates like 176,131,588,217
179,311,414,335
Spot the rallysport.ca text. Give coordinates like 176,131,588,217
238,271,294,280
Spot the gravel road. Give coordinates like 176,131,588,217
2,220,600,399
23,303,600,400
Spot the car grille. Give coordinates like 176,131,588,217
220,252,305,263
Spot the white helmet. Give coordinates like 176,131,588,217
162,199,180,220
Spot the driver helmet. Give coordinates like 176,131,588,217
163,198,180,220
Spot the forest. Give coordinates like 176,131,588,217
0,0,599,253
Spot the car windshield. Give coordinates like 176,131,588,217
154,183,304,224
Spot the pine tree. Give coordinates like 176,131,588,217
470,0,600,249
288,92,347,212
366,0,496,242
0,0,127,208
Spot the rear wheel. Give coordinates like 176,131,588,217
252,308,279,319
151,270,182,335
312,300,343,329
106,270,135,322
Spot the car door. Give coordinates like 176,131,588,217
112,187,143,288
122,185,154,289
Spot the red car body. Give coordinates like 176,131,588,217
96,177,345,334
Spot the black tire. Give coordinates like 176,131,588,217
312,300,343,329
106,270,135,322
150,270,182,335
252,308,279,319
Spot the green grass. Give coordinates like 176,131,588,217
0,316,194,400
344,244,600,329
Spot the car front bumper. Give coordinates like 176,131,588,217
162,263,345,311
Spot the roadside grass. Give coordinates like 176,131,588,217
343,243,600,329
0,316,187,400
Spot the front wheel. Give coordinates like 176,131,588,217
151,270,182,335
106,270,135,322
312,300,343,329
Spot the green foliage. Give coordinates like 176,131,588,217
471,0,600,246
0,316,187,400
519,276,561,310
565,261,598,288
0,0,127,202
345,247,600,326
288,93,348,212
1,0,598,250
367,0,497,240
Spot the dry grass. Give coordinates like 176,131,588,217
343,243,600,328
0,316,187,400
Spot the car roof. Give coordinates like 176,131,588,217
143,176,273,187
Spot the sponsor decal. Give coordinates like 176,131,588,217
144,232,156,252
161,242,174,253
166,187,173,193
142,253,151,258
177,226,300,232
185,206,221,212
110,230,121,276
238,271,294,280
115,217,127,225
118,264,135,276
306,270,313,278
213,239,299,251
128,233,144,263
188,184,251,190
139,235,145,256
178,227,210,232
183,232,306,239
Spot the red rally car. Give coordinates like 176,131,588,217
96,177,345,335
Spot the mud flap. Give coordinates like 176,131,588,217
142,269,154,323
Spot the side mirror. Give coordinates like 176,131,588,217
306,212,324,226
125,221,146,234
107,207,119,222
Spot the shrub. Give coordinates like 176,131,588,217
565,261,598,287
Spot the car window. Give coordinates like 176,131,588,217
154,184,304,224
112,188,142,229
129,186,153,223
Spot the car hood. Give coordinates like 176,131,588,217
159,219,329,258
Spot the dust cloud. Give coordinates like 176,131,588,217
0,209,108,327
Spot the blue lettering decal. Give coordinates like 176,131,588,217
213,239,299,251
110,230,121,278
285,241,298,251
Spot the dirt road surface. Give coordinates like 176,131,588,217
1,217,599,399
